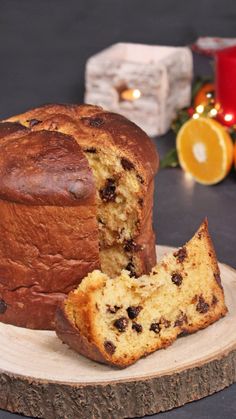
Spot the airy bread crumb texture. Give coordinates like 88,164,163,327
84,149,143,277
62,220,227,368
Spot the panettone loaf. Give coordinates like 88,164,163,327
0,104,158,329
56,220,227,368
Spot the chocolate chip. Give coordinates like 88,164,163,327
196,296,209,314
113,317,129,332
124,240,142,253
104,340,116,355
125,262,136,278
124,240,134,252
121,158,134,171
132,322,143,333
84,147,97,153
150,322,160,334
82,117,104,127
197,232,202,239
174,247,187,263
99,179,116,202
0,299,7,314
171,272,183,286
127,306,143,319
106,305,121,314
27,119,41,127
212,295,218,306
98,217,105,225
174,312,188,327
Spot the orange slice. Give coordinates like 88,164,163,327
176,117,234,185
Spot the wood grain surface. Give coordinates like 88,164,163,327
0,246,235,419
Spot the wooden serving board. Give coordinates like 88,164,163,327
0,245,236,419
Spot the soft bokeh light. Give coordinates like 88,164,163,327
184,172,193,181
224,113,233,122
182,171,195,192
196,104,204,114
206,92,213,99
209,108,217,117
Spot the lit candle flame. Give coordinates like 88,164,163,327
120,88,141,101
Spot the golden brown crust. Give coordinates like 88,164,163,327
0,121,28,138
200,218,223,288
0,129,95,206
0,201,100,329
1,287,66,330
56,305,112,366
5,103,159,184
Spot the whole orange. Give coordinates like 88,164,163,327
194,82,215,107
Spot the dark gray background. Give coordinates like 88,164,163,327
0,1,236,418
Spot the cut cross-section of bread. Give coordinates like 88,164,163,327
56,220,228,368
5,104,158,278
0,104,158,329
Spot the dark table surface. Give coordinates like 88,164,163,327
0,1,236,418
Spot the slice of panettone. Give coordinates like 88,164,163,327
56,220,227,368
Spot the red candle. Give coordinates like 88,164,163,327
215,45,236,126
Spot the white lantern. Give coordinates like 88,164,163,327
85,43,193,137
